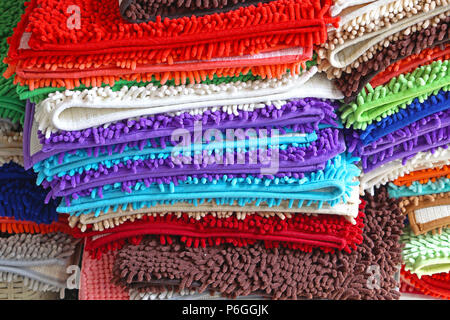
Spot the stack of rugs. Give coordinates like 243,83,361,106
324,0,449,299
0,0,80,300
0,0,447,300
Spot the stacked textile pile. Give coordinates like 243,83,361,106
78,187,404,300
324,0,450,194
0,0,25,167
320,0,450,300
399,228,450,299
393,173,450,299
1,0,395,299
0,0,80,300
0,0,25,125
0,232,80,300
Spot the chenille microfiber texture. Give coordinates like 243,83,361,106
34,128,346,201
74,204,365,258
359,146,450,194
109,187,404,299
4,0,339,90
0,215,71,235
8,0,335,60
335,21,450,100
0,162,58,224
317,0,449,77
401,226,450,278
400,277,432,297
345,93,450,173
12,47,311,91
11,46,312,91
67,187,361,233
351,89,450,146
54,153,360,218
370,44,450,89
388,175,450,198
0,278,60,300
398,191,450,235
339,59,450,131
0,121,23,166
0,232,79,292
29,94,341,161
401,267,450,300
120,0,284,23
28,67,344,134
0,0,26,125
79,248,129,300
79,247,258,300
24,93,348,201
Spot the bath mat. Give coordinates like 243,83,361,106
335,23,450,100
389,175,450,198
0,0,26,125
393,165,450,187
0,122,23,166
13,48,311,90
320,14,450,80
347,107,450,173
67,187,361,232
0,162,58,224
5,0,338,89
0,232,80,293
32,95,340,156
0,278,60,300
318,0,448,75
17,53,318,107
109,187,403,299
401,226,450,278
7,0,336,59
370,44,450,90
359,146,450,194
80,248,263,300
54,153,360,218
356,89,450,146
30,67,344,133
14,57,312,104
401,268,450,299
34,128,346,201
339,59,449,131
75,203,365,258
